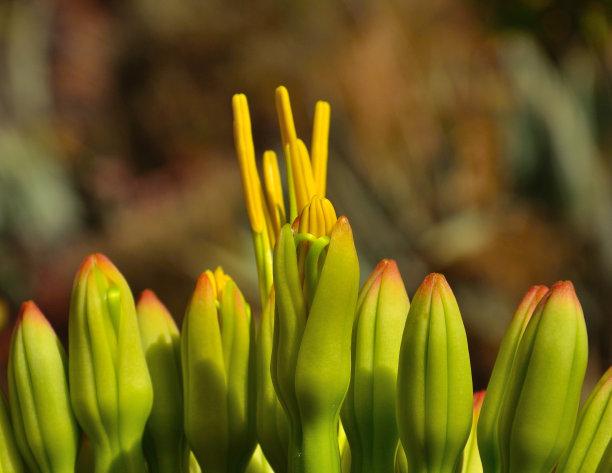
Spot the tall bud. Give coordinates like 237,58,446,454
341,259,410,473
137,290,187,473
182,268,256,473
8,302,80,473
396,273,473,473
496,281,588,473
478,285,548,473
69,254,153,473
272,197,359,473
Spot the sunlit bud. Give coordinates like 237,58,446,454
8,302,80,473
272,215,359,473
478,285,548,473
137,290,186,473
182,268,256,473
341,259,410,473
497,281,588,473
69,254,153,473
556,366,612,473
397,273,473,473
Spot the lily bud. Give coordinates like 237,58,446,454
0,380,24,472
556,366,612,473
69,254,153,473
460,391,485,473
8,302,80,473
478,285,548,473
397,273,473,473
497,281,588,473
341,259,410,473
272,203,359,473
182,267,256,473
255,288,289,473
136,290,186,473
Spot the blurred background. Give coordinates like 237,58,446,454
0,0,611,393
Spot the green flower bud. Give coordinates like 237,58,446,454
69,254,153,473
341,259,410,473
8,301,79,473
136,290,186,473
497,281,588,473
460,391,485,473
556,366,612,473
255,288,289,473
182,267,256,473
478,285,548,473
397,273,473,473
272,200,359,473
0,383,24,472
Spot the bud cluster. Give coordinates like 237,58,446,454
0,88,609,473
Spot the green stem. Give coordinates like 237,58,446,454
289,417,341,473
94,442,148,473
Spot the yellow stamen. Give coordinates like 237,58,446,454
263,150,285,239
311,101,330,197
233,94,265,234
297,139,316,206
275,86,298,151
276,87,317,217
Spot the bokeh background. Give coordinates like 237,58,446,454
0,0,611,393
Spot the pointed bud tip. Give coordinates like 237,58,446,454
76,253,116,278
16,301,53,330
136,289,170,315
421,273,450,291
547,280,581,310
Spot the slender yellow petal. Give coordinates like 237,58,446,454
233,93,265,234
311,101,330,197
263,150,286,237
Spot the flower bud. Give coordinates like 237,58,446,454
478,285,548,473
556,366,612,473
136,290,186,473
460,391,485,473
182,268,256,473
69,254,153,473
0,384,24,472
8,302,80,473
341,259,410,473
272,211,359,473
497,281,588,473
397,273,473,473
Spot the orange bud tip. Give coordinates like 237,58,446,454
546,280,581,310
16,301,53,330
194,272,215,300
